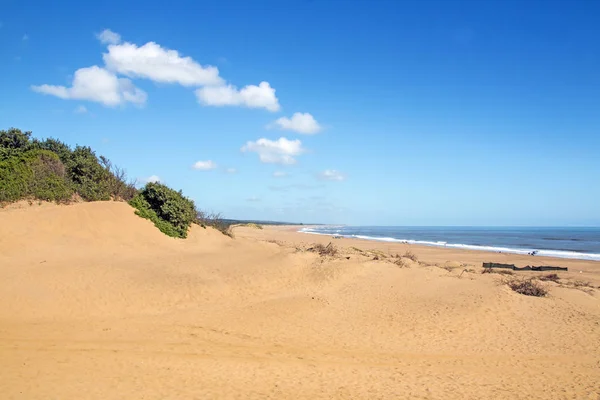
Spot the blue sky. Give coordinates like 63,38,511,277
1,0,599,226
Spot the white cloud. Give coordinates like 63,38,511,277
195,81,280,112
273,171,288,178
318,169,346,181
241,137,304,165
271,112,321,134
192,160,217,170
225,167,237,174
31,66,147,107
246,196,261,202
74,105,88,114
145,175,161,183
96,29,121,45
103,41,223,86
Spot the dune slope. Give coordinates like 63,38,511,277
1,202,599,399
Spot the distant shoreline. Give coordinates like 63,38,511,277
294,226,600,262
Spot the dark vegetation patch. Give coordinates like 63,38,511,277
506,279,548,297
308,242,338,256
538,273,560,282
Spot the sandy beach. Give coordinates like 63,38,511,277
1,202,599,399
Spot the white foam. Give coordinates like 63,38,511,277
297,229,600,261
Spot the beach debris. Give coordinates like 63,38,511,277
482,262,568,272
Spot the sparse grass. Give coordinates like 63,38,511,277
244,223,263,229
482,268,514,275
308,242,338,256
197,211,234,237
394,258,408,267
506,278,547,297
403,250,418,262
572,280,593,288
368,249,387,258
538,273,560,282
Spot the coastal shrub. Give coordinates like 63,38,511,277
130,183,197,238
0,128,136,204
0,128,33,160
507,279,547,297
0,149,73,203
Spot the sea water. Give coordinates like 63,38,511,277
299,226,600,261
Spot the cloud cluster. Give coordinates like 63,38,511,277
31,29,341,195
241,137,304,165
31,29,279,111
103,41,223,86
271,112,321,134
32,66,147,107
196,82,280,112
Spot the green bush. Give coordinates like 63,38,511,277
0,128,137,204
0,128,32,161
129,183,197,238
0,149,73,203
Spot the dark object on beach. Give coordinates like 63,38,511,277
528,251,538,256
517,265,568,272
483,262,568,272
483,262,515,269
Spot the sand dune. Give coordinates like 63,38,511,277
1,202,599,399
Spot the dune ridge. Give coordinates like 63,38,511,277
1,202,599,399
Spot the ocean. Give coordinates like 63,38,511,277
299,226,600,261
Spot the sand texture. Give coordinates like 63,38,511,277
1,202,599,399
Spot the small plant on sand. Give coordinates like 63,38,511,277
538,273,560,282
506,278,547,297
308,242,338,256
403,250,418,262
